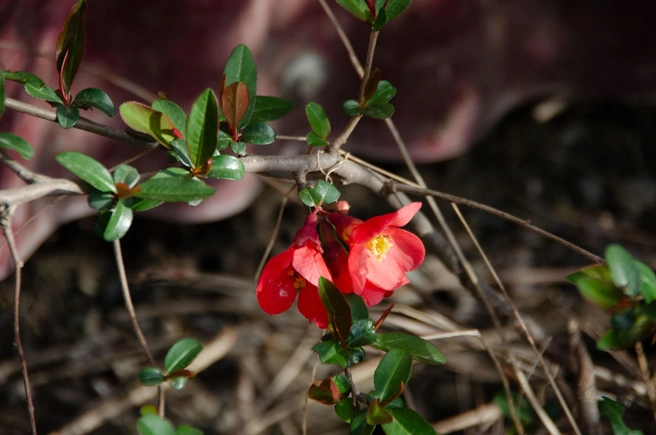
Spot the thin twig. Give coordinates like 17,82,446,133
317,0,364,78
112,240,165,417
1,206,37,435
357,30,380,103
513,363,562,435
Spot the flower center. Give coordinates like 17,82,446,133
287,268,307,289
366,234,393,262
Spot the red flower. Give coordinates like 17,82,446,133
331,202,425,303
256,213,331,327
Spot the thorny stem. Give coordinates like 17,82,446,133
113,240,165,417
1,206,37,435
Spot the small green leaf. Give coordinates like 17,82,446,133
170,138,193,168
308,378,340,405
0,132,33,159
335,398,356,423
358,103,394,119
140,405,158,417
333,374,350,396
606,245,641,298
345,294,369,323
137,176,216,203
103,200,133,241
207,155,244,180
55,0,87,100
343,99,361,116
168,376,188,390
367,399,393,426
223,44,257,127
55,151,116,193
56,104,80,129
568,275,623,309
152,99,187,133
349,347,366,366
113,164,140,188
318,277,352,344
119,102,177,147
164,338,203,374
385,0,413,23
88,191,115,210
372,8,388,31
186,89,219,170
24,80,63,103
636,261,656,304
597,315,653,351
240,121,275,145
250,96,294,123
372,333,445,365
137,415,176,435
72,87,115,116
305,102,331,139
599,397,643,435
347,319,379,348
298,180,341,207
367,81,397,105
230,141,246,155
306,131,329,148
336,0,370,21
351,410,376,435
175,425,204,435
139,367,164,386
312,340,350,369
374,349,412,402
382,407,438,435
218,129,232,151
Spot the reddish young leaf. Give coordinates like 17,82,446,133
221,81,249,140
55,0,87,103
367,0,377,20
362,68,381,105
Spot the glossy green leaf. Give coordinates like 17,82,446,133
88,191,115,210
24,81,63,103
367,399,393,426
349,347,366,366
318,277,352,344
168,376,188,390
72,87,115,116
351,410,376,435
385,0,413,23
568,275,623,310
382,407,438,435
139,367,164,386
336,0,370,21
55,0,87,100
170,138,193,168
137,175,215,203
3,70,42,84
137,415,176,435
358,103,394,119
0,132,33,159
348,319,379,348
335,398,356,423
606,244,641,298
186,89,219,169
250,96,294,123
218,129,232,151
312,340,350,368
175,425,204,435
343,99,361,116
230,141,246,155
113,164,140,188
599,397,643,435
374,349,412,402
126,168,188,211
597,315,653,351
119,102,177,147
223,44,257,127
345,294,369,323
307,131,329,148
368,81,397,105
164,338,203,374
240,121,275,145
636,261,656,304
55,151,115,193
308,378,340,405
56,104,80,129
372,8,388,31
103,200,133,241
207,155,244,180
372,333,445,365
152,99,187,133
298,179,341,207
221,81,249,136
305,102,331,139
334,374,350,396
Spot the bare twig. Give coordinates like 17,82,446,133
317,0,364,78
513,363,562,435
1,206,37,435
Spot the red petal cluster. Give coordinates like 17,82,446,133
256,203,425,327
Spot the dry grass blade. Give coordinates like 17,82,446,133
433,402,503,434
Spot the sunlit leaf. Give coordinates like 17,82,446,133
567,271,624,310
305,102,331,139
606,245,641,298
382,407,438,435
207,155,244,180
113,164,140,188
223,44,257,127
72,87,115,116
137,415,176,435
164,338,203,374
372,333,445,365
186,89,219,169
25,81,63,103
152,99,187,133
170,138,193,168
0,132,33,159
119,102,177,147
55,151,115,192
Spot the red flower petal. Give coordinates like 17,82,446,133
298,284,329,328
360,281,387,307
256,247,297,315
350,202,422,244
292,245,332,285
386,229,425,271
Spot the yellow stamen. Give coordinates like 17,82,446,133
288,269,307,289
366,234,393,262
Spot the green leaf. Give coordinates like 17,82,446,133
240,121,275,145
298,180,341,207
367,81,397,105
88,191,115,210
308,378,340,405
335,398,356,423
113,164,140,188
374,349,412,402
139,367,164,386
119,102,177,147
385,0,413,23
318,277,352,344
170,138,193,168
3,70,43,84
636,261,656,304
168,376,188,390
24,81,63,103
55,151,116,193
348,319,379,347
336,0,371,21
218,129,232,151
176,425,204,435
493,391,535,425
103,200,133,241
351,410,376,435
223,44,257,127
56,104,80,129
372,8,388,31
207,155,244,180
349,347,366,366
137,176,216,203
358,103,394,119
164,338,203,374
307,131,329,148
372,333,445,365
250,96,294,123
0,132,33,159
382,407,438,435
137,415,176,435
186,89,219,169
599,397,643,435
568,275,623,309
345,294,369,323
305,102,331,139
597,315,653,351
152,99,187,133
606,245,641,298
72,87,115,116
343,99,361,116
55,0,87,100
140,405,158,417
367,399,393,426
312,340,350,368
333,374,350,396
